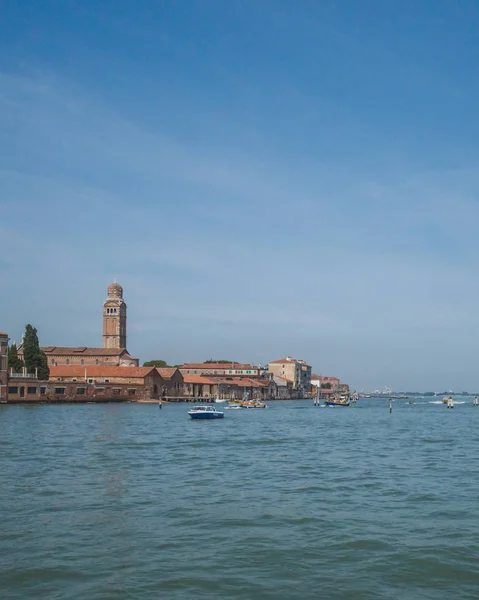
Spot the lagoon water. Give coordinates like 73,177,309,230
1,399,479,599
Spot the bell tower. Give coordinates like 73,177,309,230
103,281,127,349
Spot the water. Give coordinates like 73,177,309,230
1,399,479,599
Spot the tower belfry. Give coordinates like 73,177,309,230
103,281,127,349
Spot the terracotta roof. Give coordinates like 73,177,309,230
41,347,130,356
181,362,255,370
49,365,155,378
211,377,268,388
157,368,179,379
311,374,322,380
183,375,215,385
0,331,8,336
269,357,310,366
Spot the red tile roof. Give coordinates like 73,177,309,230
270,357,310,365
49,365,155,378
0,331,8,336
183,375,215,385
41,347,130,356
157,368,180,379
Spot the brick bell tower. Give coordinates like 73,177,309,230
103,281,127,349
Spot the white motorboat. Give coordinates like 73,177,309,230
188,405,224,419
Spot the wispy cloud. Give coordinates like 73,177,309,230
2,66,479,390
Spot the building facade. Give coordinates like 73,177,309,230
268,357,312,393
0,332,9,402
180,362,262,377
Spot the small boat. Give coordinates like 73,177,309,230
188,405,224,419
325,400,350,407
325,395,350,407
214,397,226,403
241,400,267,409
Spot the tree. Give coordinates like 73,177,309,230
8,343,24,373
320,382,332,389
22,324,50,380
204,359,233,364
143,360,180,368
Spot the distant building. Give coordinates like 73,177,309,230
268,357,312,393
17,281,139,367
47,365,163,401
0,331,9,402
180,362,261,377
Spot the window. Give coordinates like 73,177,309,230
96,359,99,365
52,360,56,366
72,378,77,383
81,359,84,366
95,387,105,393
66,359,70,365
88,379,93,384
27,387,37,394
104,379,110,383
54,387,65,395
127,388,136,396
40,387,46,396
76,387,86,395
8,386,18,394
112,388,121,396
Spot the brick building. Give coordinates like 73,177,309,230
17,281,139,367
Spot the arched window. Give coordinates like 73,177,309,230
81,359,84,366
96,359,99,365
66,359,70,365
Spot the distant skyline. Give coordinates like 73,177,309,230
2,1,479,390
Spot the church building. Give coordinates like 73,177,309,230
18,282,139,367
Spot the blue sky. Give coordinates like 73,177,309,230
2,0,479,391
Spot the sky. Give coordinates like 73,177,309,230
2,0,479,391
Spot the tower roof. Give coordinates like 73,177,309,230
107,281,123,298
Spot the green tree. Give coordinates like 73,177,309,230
23,324,50,380
143,360,180,368
204,359,233,364
320,382,332,389
144,360,169,368
7,343,24,373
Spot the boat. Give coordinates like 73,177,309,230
188,406,224,419
214,397,226,403
241,400,267,409
325,400,350,407
325,395,350,407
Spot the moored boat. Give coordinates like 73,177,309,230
188,406,224,419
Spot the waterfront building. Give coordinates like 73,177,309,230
180,362,262,377
156,368,184,397
268,357,312,393
47,365,164,401
183,374,276,400
0,332,9,402
17,281,139,367
183,374,218,398
271,374,298,399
